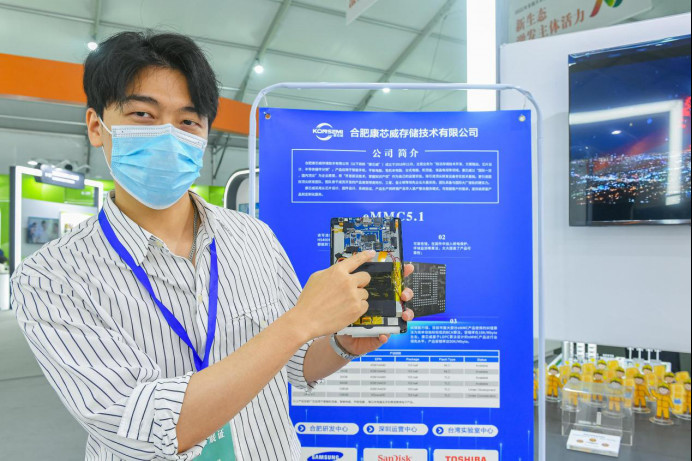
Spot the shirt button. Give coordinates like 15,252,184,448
197,294,204,304
259,320,269,329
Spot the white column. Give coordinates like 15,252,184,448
465,0,497,111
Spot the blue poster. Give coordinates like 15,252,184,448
260,108,533,461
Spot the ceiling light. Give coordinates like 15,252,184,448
28,160,38,166
382,87,391,94
611,130,622,135
87,41,98,51
253,63,265,74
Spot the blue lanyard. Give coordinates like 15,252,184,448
98,209,218,371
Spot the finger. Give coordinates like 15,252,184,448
402,308,415,321
403,263,414,278
379,334,390,344
400,287,414,302
352,271,372,288
357,288,369,300
359,299,369,314
340,250,376,273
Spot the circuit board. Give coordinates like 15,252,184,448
331,216,406,336
331,216,401,264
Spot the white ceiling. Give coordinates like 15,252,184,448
0,0,469,115
0,0,688,142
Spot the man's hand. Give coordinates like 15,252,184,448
292,250,376,340
334,263,415,356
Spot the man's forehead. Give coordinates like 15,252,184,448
123,67,195,108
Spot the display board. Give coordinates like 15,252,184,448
260,108,533,460
500,12,692,352
223,169,259,216
20,198,96,259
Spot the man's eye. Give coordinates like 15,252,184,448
134,112,151,118
182,119,197,126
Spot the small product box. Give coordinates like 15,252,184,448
566,429,621,457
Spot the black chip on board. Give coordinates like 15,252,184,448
404,262,446,317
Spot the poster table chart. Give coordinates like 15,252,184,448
292,350,500,408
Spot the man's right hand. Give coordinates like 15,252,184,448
292,250,374,339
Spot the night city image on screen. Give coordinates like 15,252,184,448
569,36,691,225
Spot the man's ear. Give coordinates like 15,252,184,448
86,108,104,148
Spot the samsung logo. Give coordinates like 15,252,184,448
307,451,345,461
313,123,344,141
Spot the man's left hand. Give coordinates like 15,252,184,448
335,263,415,357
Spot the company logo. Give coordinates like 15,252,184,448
364,448,428,461
313,123,344,141
307,452,345,461
590,0,623,17
442,457,487,461
432,449,498,461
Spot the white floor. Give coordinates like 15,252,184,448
0,310,86,459
2,310,690,461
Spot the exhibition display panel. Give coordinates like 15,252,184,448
8,165,103,277
243,82,547,461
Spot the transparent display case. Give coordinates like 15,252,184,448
562,379,635,446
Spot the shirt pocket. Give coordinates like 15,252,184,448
243,301,281,334
228,289,279,319
225,300,281,351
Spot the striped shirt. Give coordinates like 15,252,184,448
11,191,312,460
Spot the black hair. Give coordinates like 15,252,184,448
83,31,219,125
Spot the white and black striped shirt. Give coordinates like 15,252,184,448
12,191,312,460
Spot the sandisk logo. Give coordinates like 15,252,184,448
364,448,427,461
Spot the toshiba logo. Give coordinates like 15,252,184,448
432,449,498,461
443,457,488,461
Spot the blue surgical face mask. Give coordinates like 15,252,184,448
99,118,207,209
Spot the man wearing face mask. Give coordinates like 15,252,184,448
11,31,415,461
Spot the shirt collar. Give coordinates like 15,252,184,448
102,190,218,266
190,191,221,239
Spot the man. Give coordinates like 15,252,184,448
652,383,673,422
546,365,562,399
11,31,414,460
564,374,581,409
632,372,651,412
606,378,625,414
591,369,604,405
683,379,691,416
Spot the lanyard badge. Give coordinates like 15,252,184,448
98,209,218,371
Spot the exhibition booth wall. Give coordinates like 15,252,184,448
0,127,250,192
0,175,226,259
500,13,691,353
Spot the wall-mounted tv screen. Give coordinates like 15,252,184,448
26,217,60,244
569,35,691,225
